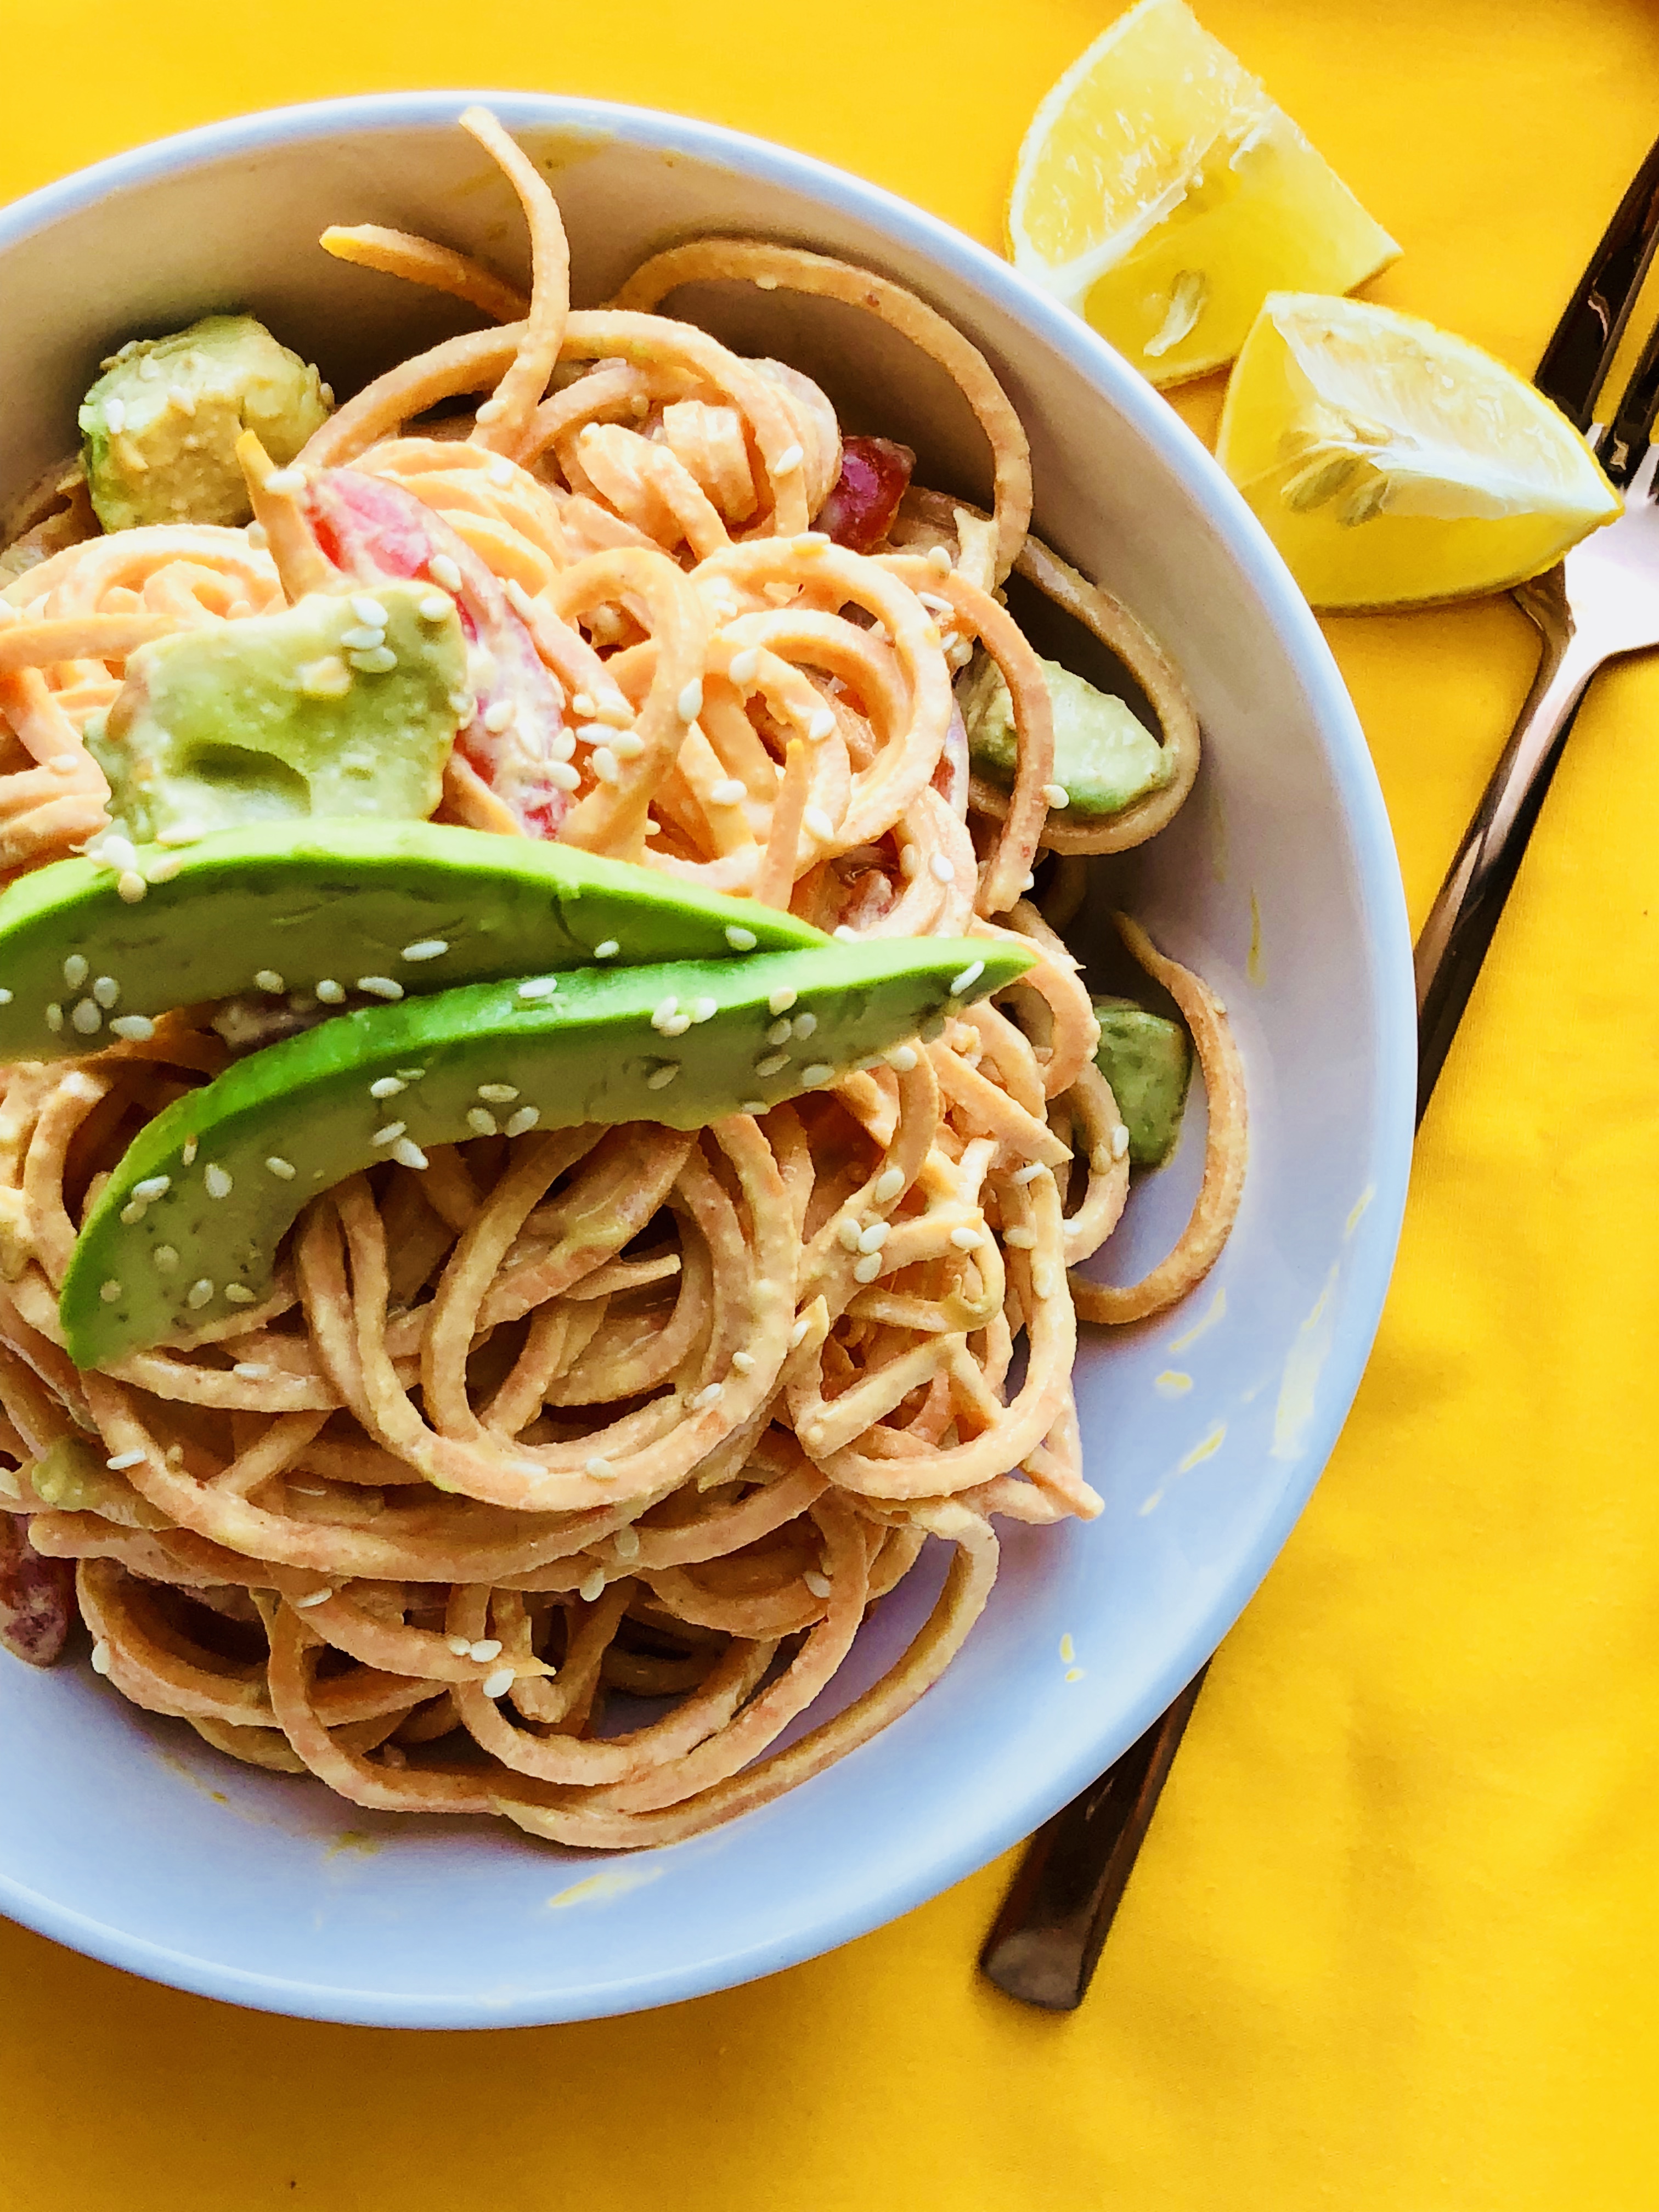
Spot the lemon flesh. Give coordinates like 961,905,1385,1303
1007,0,1398,386
1217,292,1622,610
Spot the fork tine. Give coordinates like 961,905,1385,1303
1534,129,1659,427
1596,305,1659,486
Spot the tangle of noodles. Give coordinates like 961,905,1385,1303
0,108,1247,1843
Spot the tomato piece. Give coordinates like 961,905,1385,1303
816,437,916,554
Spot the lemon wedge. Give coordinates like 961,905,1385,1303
1216,292,1622,609
1007,0,1399,386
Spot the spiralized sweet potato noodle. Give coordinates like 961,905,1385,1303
0,110,1243,1839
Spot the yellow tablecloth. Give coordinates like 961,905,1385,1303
4,4,1658,2205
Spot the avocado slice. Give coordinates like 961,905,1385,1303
0,820,827,1062
1093,1000,1192,1167
61,935,1030,1367
79,314,331,533
958,651,1170,818
87,585,467,845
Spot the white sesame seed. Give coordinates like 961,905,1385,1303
104,398,127,434
873,1167,906,1203
807,707,837,742
391,1138,429,1171
708,777,746,808
578,1568,607,1603
131,1176,170,1202
899,845,922,881
689,996,718,1024
447,1634,472,1656
885,1044,918,1072
233,1362,270,1378
857,1223,890,1254
927,544,953,574
833,926,859,943
429,554,463,591
264,1156,296,1181
120,1201,146,1226
44,1005,63,1034
0,990,10,1006
350,646,398,675
726,647,760,688
90,1640,112,1676
253,969,285,994
419,592,453,621
262,467,304,495
105,1449,144,1471
400,940,448,963
186,1279,214,1308
475,397,506,424
788,1315,811,1348
930,853,955,884
678,680,704,723
725,926,758,952
590,746,622,785
611,730,644,759
774,443,804,475
950,960,985,996
483,699,515,734
488,458,516,488
315,979,345,1004
70,1000,101,1035
91,975,120,1009
224,1284,256,1305
837,1216,863,1252
731,1350,756,1374
803,806,834,842
918,590,954,617
469,1638,503,1663
1111,1124,1131,1160
692,1381,723,1409
1042,783,1071,809
397,1067,426,1081
203,1163,233,1199
1003,1225,1037,1249
951,1225,984,1251
593,940,619,960
245,520,268,550
1022,873,1036,892
1031,1262,1057,1300
768,988,797,1016
548,760,582,791
63,955,88,989
293,1588,332,1609
181,1136,198,1165
517,977,561,1000
371,1122,407,1147
477,1082,518,1104
340,624,386,653
740,1100,766,1114
97,836,138,873
804,1569,832,1597
349,594,387,627
585,1456,613,1479
1012,1163,1045,1184
801,1063,833,1085
613,1526,641,1561
478,1664,515,1696
99,1279,122,1304
792,1012,818,1040
153,1245,178,1272
646,1064,679,1090
754,1051,790,1077
767,1018,792,1046
571,691,595,718
467,1107,499,1137
356,977,404,1000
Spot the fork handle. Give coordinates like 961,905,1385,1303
1414,571,1602,1117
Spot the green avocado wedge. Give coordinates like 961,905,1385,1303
1092,1000,1192,1167
61,935,1031,1367
0,821,827,1062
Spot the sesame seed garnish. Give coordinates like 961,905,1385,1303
475,396,506,424
233,1361,270,1378
803,806,834,842
804,1569,832,1598
153,1245,178,1272
578,1568,606,1602
884,1044,918,1071
224,1284,256,1305
419,592,452,621
63,954,88,989
930,853,955,883
70,1000,101,1035
927,544,953,574
593,940,619,960
89,975,120,1011
611,730,644,760
400,940,448,963
677,679,704,723
1042,783,1070,809
833,926,859,942
477,1084,518,1103
467,1107,498,1137
476,1664,512,1699
725,926,757,951
613,1526,641,1561
315,979,345,1003
1003,1226,1037,1249
104,397,127,433
731,1350,756,1374
90,1640,112,1677
652,995,680,1031
517,977,561,1000
807,708,836,742
740,1099,766,1114
203,1164,233,1198
44,1004,63,1034
112,1014,157,1044
253,969,285,993
774,442,804,475
0,990,10,1006
768,988,798,1016
800,1063,833,1086
584,1456,613,1479
1012,1162,1045,1185
369,1076,406,1099
293,1588,332,1609
646,1064,680,1090
689,996,718,1024
391,1138,429,1171
92,834,138,873
766,1018,792,1046
951,1225,984,1251
351,594,388,627
349,647,398,675
836,1217,863,1253
754,1051,789,1077
1031,1262,1057,1300
591,746,622,785
105,1448,144,1471
788,1315,811,1348
262,467,304,495
428,554,464,592
120,1201,146,1226
131,1175,170,1203
356,976,403,1000
99,1279,122,1304
446,1634,471,1657
691,1381,723,1410
397,1067,426,1080
857,1223,889,1254
245,521,269,550
469,1638,503,1663
950,960,985,996
792,1012,817,1040
708,777,746,807
372,1122,407,1146
264,1157,296,1181
186,1279,215,1308
873,1166,906,1203
548,760,581,791
1021,872,1036,891
727,647,760,686
483,699,515,734
1111,1124,1131,1159
340,624,386,652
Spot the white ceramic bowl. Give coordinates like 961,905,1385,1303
0,93,1414,2027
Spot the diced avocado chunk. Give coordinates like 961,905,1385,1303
26,1434,168,1526
87,585,465,845
0,820,830,1064
78,315,330,532
61,935,1032,1367
1093,1000,1192,1167
958,650,1169,817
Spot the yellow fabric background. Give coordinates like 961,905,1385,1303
2,2,1657,2204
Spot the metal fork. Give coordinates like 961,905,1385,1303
980,131,1659,2011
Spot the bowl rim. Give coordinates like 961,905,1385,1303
0,88,1417,2028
